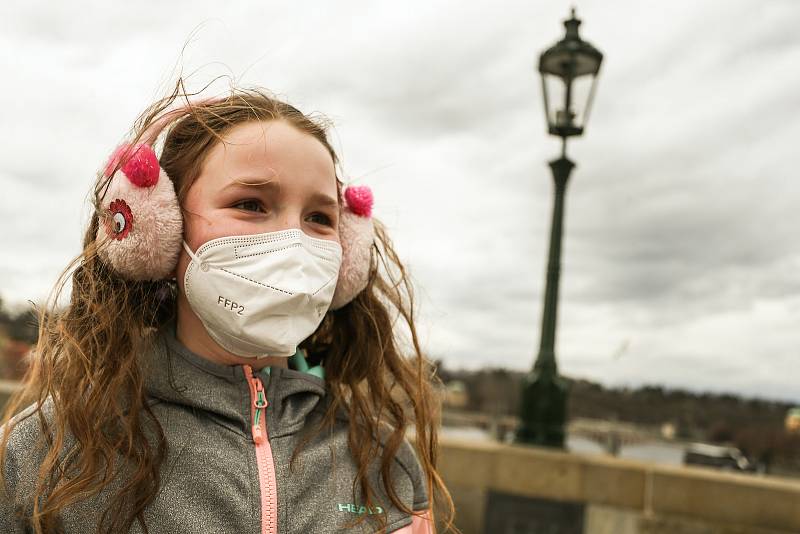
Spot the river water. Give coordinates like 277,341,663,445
439,426,686,466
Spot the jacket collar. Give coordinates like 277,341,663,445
140,319,330,438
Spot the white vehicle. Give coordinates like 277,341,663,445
682,443,755,472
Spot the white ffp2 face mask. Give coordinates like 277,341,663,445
182,228,342,359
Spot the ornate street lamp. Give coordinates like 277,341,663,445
517,7,603,448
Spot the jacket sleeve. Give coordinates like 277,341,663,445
0,448,29,534
392,509,434,533
392,437,433,531
1,403,46,534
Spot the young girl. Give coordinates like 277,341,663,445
0,82,456,533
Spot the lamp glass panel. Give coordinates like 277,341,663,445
542,72,565,129
568,74,595,130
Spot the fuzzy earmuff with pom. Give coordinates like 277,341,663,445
330,185,374,310
96,143,183,281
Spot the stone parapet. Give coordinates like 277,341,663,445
436,437,800,534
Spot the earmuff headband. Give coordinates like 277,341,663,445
94,100,374,310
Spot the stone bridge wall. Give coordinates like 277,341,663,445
435,437,800,534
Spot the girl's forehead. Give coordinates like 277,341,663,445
203,120,337,191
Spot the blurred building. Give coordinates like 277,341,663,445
660,421,676,440
786,407,800,434
444,380,468,409
0,327,31,380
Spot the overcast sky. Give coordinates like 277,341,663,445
1,0,798,403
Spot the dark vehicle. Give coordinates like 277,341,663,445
682,443,757,472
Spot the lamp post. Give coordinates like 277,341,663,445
516,7,603,448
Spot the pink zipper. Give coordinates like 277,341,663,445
244,365,278,534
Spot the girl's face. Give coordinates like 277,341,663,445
172,119,339,367
175,119,340,286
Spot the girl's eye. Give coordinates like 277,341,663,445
307,212,333,227
233,200,265,213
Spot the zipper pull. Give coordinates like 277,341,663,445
252,375,268,444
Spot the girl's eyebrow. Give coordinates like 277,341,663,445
310,192,339,208
222,179,280,191
223,179,338,207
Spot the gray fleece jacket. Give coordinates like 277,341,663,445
0,320,430,533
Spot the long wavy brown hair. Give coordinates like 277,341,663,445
0,79,457,533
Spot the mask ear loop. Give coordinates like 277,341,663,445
181,240,212,284
182,241,202,264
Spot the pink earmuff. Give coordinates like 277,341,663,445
330,185,374,310
95,143,183,281
94,107,375,310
